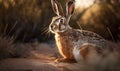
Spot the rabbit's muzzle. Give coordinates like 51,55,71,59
49,24,59,33
49,22,66,33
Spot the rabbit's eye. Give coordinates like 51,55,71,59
60,19,64,23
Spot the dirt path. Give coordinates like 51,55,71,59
0,58,80,71
0,43,80,71
0,58,58,71
1,42,119,71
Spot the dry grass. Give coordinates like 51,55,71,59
0,36,14,60
0,0,68,42
0,41,120,71
12,42,58,59
76,3,120,41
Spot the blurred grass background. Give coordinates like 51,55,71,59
0,0,120,59
0,0,119,42
0,0,53,42
0,0,120,70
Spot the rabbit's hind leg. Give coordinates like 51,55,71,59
79,44,100,60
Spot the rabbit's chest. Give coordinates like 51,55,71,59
55,34,73,48
55,34,74,58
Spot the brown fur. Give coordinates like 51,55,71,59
79,45,105,60
79,46,89,59
55,32,76,62
50,0,107,63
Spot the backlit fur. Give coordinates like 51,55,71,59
50,0,108,63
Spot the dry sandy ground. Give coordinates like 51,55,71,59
0,42,120,71
0,42,80,71
0,58,79,71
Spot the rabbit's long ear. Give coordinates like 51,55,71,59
66,0,75,24
51,0,64,16
66,0,75,16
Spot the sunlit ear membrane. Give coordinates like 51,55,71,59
66,0,75,16
51,0,64,16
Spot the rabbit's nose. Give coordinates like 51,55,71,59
51,25,55,29
51,24,58,30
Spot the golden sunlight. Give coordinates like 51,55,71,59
75,0,95,8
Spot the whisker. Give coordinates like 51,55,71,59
41,26,48,32
41,27,49,35
46,28,51,38
41,25,49,32
40,23,52,40
46,28,52,39
41,26,51,39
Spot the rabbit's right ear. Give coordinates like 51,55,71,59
65,0,75,24
66,0,75,16
51,0,64,16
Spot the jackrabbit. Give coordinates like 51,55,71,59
49,0,107,63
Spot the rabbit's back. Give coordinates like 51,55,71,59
55,29,107,50
71,29,106,48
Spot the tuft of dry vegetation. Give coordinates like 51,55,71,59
0,0,67,42
0,35,15,60
75,1,120,42
0,0,119,71
0,0,119,42
0,41,120,71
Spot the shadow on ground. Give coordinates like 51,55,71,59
0,41,120,71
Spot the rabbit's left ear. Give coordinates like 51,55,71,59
51,0,64,16
66,0,75,16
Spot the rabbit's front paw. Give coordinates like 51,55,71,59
54,58,76,63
